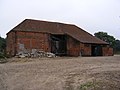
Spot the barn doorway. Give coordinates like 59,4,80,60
91,45,102,56
51,35,67,56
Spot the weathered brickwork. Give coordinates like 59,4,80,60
6,19,114,57
6,31,16,56
6,31,114,57
102,46,113,56
79,43,91,56
67,36,80,56
7,31,51,56
17,32,50,53
66,36,94,56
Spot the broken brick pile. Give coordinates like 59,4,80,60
16,50,56,58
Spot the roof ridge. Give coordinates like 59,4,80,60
25,19,75,26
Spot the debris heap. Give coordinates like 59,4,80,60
16,49,56,58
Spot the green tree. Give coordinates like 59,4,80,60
114,40,120,53
94,32,116,48
0,36,6,53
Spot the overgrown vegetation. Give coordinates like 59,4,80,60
79,80,99,90
94,32,120,54
0,52,8,63
114,39,120,54
0,36,6,53
0,36,7,63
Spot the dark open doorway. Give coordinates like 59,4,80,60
91,45,102,56
51,34,67,56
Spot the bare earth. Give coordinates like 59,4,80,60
0,55,120,90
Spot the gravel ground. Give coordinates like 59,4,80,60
0,55,120,90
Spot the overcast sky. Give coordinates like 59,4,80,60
0,0,120,39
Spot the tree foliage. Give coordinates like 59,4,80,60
94,32,116,48
94,32,120,53
0,36,6,53
114,40,120,53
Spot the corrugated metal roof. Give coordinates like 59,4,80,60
10,19,108,44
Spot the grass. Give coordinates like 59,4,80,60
79,79,99,90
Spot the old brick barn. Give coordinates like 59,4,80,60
6,19,113,57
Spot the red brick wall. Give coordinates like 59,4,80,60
16,31,50,54
79,43,91,56
102,46,113,56
67,36,80,56
83,44,91,56
7,31,51,56
66,36,92,56
6,31,16,56
108,48,114,56
6,31,113,57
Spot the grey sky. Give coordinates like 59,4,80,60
0,0,120,39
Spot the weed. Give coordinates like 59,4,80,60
79,79,99,90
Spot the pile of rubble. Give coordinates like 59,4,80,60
16,49,56,58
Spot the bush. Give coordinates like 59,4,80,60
115,51,120,55
0,52,8,63
0,52,5,58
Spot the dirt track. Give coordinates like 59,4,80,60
0,55,120,90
